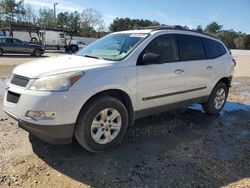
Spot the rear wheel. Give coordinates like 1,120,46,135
33,49,42,57
74,96,129,153
0,48,3,56
202,82,228,114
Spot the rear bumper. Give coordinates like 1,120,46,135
5,110,74,145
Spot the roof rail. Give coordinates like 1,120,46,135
135,25,219,40
136,25,189,30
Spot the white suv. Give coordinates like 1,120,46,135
4,27,235,152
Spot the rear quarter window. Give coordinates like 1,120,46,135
202,38,226,59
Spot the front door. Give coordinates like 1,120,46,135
12,39,32,53
137,34,186,111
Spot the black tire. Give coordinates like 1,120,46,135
70,45,78,53
33,49,42,57
30,37,38,44
0,48,3,56
74,96,129,153
202,82,229,114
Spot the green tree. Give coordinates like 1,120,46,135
57,12,69,30
196,25,203,32
217,30,238,49
0,0,25,24
244,35,250,49
37,8,56,29
234,36,246,49
17,5,37,24
204,22,223,34
109,17,160,32
68,11,81,35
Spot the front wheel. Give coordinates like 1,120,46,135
202,82,229,114
74,96,129,153
33,49,42,57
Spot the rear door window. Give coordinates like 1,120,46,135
202,38,226,58
177,34,206,61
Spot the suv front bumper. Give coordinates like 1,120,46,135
5,110,74,144
3,84,90,145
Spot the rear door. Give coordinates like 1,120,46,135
177,34,210,100
137,34,186,111
202,37,228,89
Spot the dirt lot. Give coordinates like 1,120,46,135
0,50,249,187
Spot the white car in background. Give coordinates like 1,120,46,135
4,26,235,153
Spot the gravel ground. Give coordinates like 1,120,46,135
0,51,249,187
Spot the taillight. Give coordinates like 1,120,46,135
232,58,236,66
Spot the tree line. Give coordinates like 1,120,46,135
0,0,107,37
198,22,250,50
0,0,250,49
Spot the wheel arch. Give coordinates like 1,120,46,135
206,76,232,101
77,89,135,126
33,48,41,53
216,76,232,88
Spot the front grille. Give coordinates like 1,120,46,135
10,75,29,87
7,91,20,103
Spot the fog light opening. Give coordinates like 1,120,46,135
25,111,57,120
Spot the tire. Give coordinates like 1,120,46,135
202,82,229,114
74,96,129,153
70,45,78,53
0,48,3,56
33,49,42,57
30,37,38,44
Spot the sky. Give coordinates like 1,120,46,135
23,0,250,33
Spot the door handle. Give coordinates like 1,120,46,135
207,66,214,70
175,69,184,74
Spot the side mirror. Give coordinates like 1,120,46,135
142,52,161,65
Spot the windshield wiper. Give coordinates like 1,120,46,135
84,54,104,60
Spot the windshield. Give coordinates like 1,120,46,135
76,33,149,61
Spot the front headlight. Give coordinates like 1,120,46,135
29,71,84,91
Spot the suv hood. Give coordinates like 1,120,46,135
13,55,114,78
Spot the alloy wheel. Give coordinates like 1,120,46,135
90,108,122,144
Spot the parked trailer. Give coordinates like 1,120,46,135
1,29,93,53
39,30,80,52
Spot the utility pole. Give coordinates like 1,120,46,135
53,2,58,27
10,1,14,38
